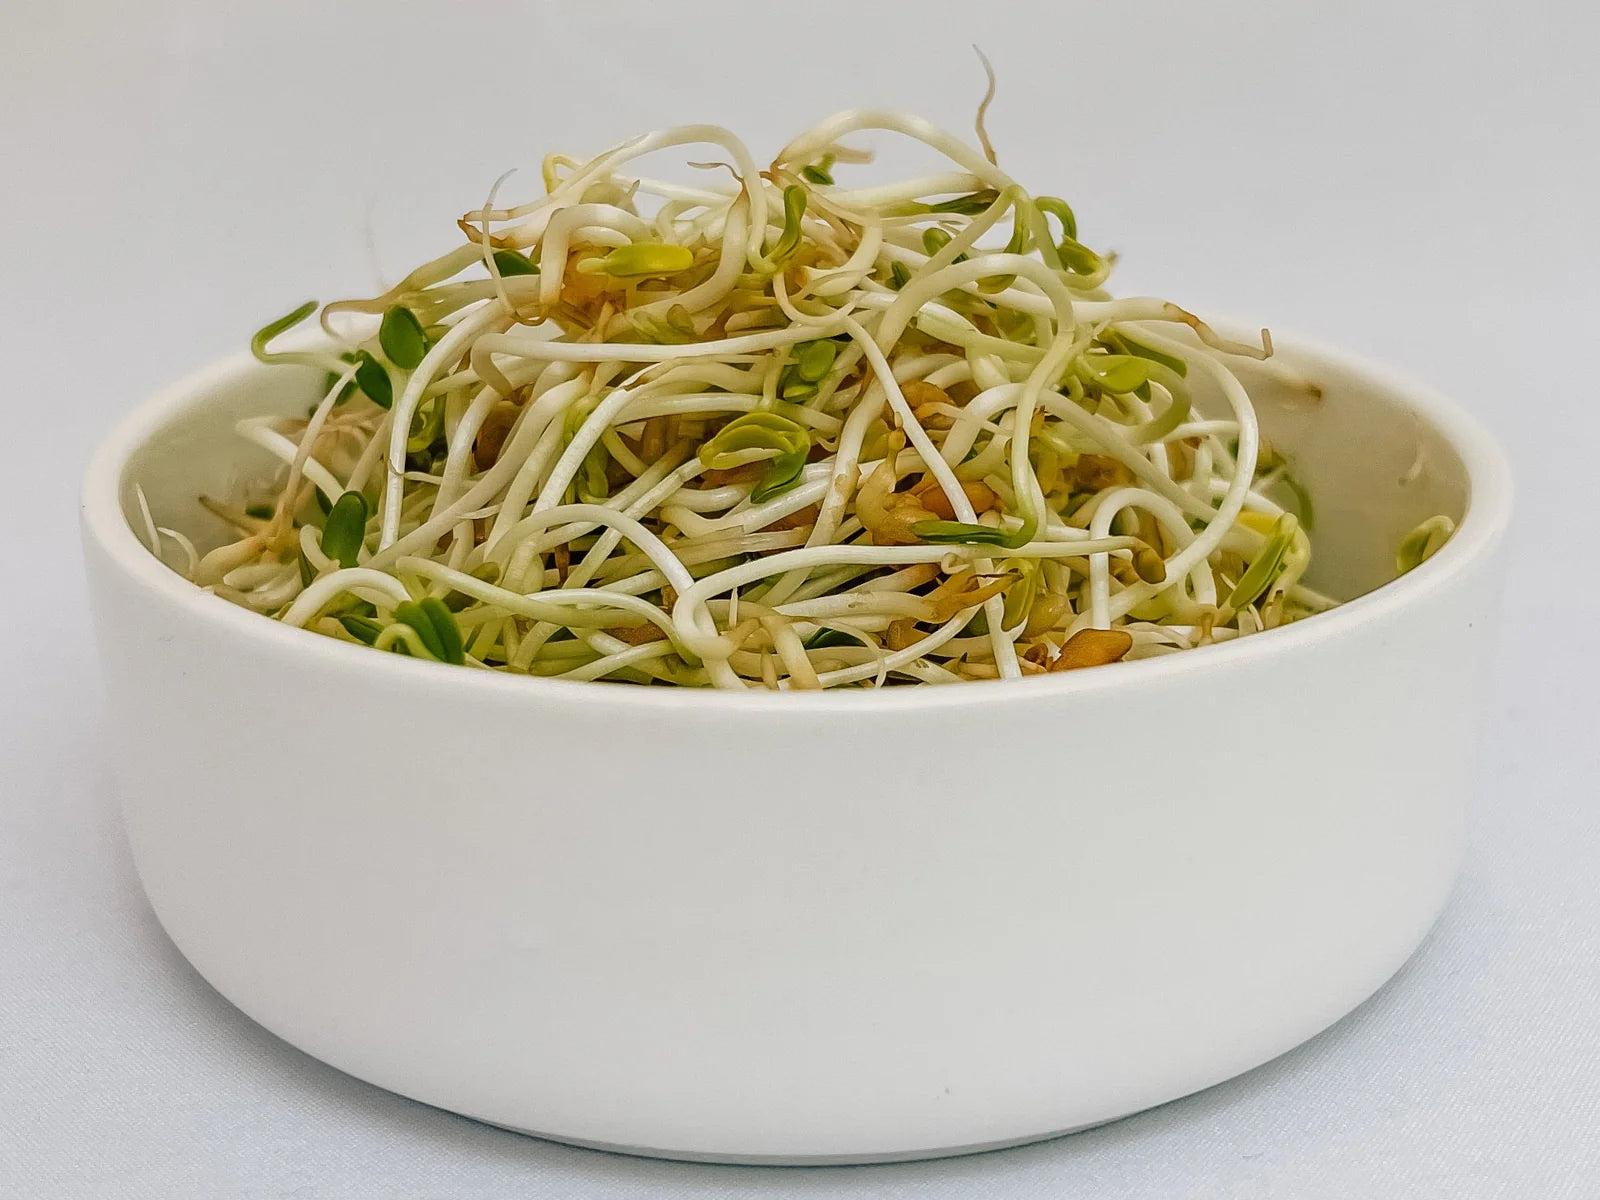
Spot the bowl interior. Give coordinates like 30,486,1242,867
115,331,1473,604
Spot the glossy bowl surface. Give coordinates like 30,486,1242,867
81,324,1511,1162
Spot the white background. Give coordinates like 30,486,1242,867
3,2,1598,1196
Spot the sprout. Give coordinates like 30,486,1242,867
768,185,807,264
1396,515,1455,574
802,626,860,650
250,301,318,364
323,351,361,403
394,598,465,665
491,249,539,276
909,519,1022,549
406,397,446,454
793,338,838,382
1105,329,1188,377
576,243,695,278
778,338,839,399
320,491,369,569
800,154,835,185
700,411,811,502
1075,353,1150,395
379,306,430,370
192,105,1341,688
339,614,384,644
1034,195,1078,242
1227,513,1299,610
928,189,1000,215
353,352,393,408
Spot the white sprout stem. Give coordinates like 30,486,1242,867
235,419,345,502
281,569,414,626
281,359,360,514
380,303,508,547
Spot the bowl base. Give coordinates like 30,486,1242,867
477,1114,1130,1166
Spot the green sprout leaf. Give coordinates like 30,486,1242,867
1396,514,1455,574
750,455,807,503
406,396,446,454
444,562,502,612
354,351,393,409
379,306,429,370
770,185,807,264
1279,474,1316,534
922,227,969,264
910,519,1026,549
928,189,1000,215
338,615,384,645
1227,513,1299,610
888,261,912,290
319,490,369,569
803,626,859,650
1034,195,1078,242
394,597,465,665
777,338,839,400
701,410,811,503
577,242,695,278
793,338,838,383
491,248,539,276
322,350,360,403
250,301,318,364
800,154,835,185
579,442,611,500
244,502,274,521
628,303,698,344
1104,330,1188,378
1001,560,1042,630
1057,234,1104,275
1075,353,1151,395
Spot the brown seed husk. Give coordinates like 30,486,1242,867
1049,628,1135,671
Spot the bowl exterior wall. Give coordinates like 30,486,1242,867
82,524,1501,1161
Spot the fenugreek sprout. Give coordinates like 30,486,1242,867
379,306,430,370
1227,514,1299,610
250,301,318,364
577,242,696,278
700,411,811,503
162,96,1378,689
353,351,392,409
319,491,369,569
768,185,807,264
800,154,835,185
1396,515,1455,574
406,397,446,454
1075,353,1151,396
928,189,1000,215
339,614,384,645
909,520,1022,549
491,249,539,276
394,598,465,665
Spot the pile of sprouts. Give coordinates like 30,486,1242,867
138,98,1449,689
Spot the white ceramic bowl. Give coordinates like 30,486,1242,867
81,324,1511,1163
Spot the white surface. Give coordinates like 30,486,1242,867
79,333,1508,1161
2,0,1597,1194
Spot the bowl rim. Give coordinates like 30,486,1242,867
81,319,1513,713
